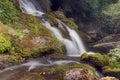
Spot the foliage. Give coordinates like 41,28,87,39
96,0,120,36
0,34,11,53
5,14,63,57
60,0,118,23
0,0,20,24
108,46,120,63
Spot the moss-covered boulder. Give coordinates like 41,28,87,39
5,14,63,57
0,13,63,61
0,63,97,80
31,64,97,80
64,68,97,80
102,66,120,79
45,11,79,30
80,53,109,68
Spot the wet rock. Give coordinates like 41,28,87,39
92,34,120,53
46,53,66,60
97,34,120,43
93,41,120,53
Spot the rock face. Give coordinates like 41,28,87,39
64,68,97,80
92,34,120,53
93,41,120,53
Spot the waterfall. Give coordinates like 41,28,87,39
19,0,86,56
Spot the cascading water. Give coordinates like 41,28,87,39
0,1,100,80
19,0,86,56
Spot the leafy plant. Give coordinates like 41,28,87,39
0,0,20,24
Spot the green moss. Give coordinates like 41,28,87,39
45,13,58,26
0,0,20,24
45,12,78,30
0,34,12,53
80,53,109,68
20,14,52,36
108,46,120,62
103,66,120,79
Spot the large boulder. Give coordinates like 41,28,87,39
93,41,120,53
63,68,97,80
92,34,120,53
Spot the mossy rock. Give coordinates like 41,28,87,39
103,66,120,79
45,11,78,30
64,68,97,80
45,12,58,27
19,14,52,36
32,63,97,80
80,53,109,68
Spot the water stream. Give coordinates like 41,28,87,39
0,0,97,79
19,0,86,57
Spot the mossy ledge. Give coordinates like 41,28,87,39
0,13,63,65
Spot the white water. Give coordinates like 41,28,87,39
0,60,79,72
19,0,86,56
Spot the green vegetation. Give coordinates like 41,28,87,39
0,34,12,53
0,13,63,57
0,0,20,24
108,46,120,63
19,14,51,36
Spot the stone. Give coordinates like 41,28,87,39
64,68,97,80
